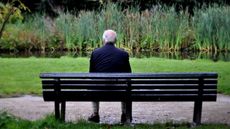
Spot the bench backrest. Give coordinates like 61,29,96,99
40,73,218,102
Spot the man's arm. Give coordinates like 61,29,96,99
125,53,132,73
89,52,95,73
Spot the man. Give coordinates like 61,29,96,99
88,29,132,123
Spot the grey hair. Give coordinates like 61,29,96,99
102,29,117,44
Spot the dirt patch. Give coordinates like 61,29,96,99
0,94,230,124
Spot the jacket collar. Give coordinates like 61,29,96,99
104,42,115,46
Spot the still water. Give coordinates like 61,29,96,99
0,50,229,62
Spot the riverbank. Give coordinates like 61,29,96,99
0,57,229,96
1,50,230,61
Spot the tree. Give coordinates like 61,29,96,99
0,0,29,39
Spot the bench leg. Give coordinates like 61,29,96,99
193,100,202,125
61,101,66,122
55,101,60,120
126,101,132,124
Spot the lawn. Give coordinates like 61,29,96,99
0,57,229,97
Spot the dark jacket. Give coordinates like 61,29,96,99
90,43,131,73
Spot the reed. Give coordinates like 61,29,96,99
123,7,141,51
30,14,51,51
193,5,230,52
0,3,229,52
55,12,77,50
154,6,190,51
99,3,125,48
75,11,98,50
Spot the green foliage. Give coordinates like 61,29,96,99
0,1,25,23
0,112,31,129
193,5,230,51
77,11,98,50
0,0,30,49
149,6,191,51
100,3,125,48
0,3,230,51
55,12,77,50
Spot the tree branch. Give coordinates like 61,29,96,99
0,7,16,39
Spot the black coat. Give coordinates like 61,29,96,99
89,43,131,73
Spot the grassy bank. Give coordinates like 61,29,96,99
0,112,230,129
0,57,229,97
1,3,230,51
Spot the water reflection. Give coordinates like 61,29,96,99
131,51,230,62
0,50,229,62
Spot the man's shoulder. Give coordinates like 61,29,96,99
92,47,103,54
91,45,129,56
116,48,129,56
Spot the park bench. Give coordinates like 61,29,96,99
40,72,218,125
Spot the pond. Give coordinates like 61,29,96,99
0,50,229,62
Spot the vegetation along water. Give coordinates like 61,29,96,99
0,3,230,52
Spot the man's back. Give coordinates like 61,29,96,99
90,43,131,73
88,29,131,123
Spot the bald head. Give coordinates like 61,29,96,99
102,29,117,44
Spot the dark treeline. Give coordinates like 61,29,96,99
1,0,230,16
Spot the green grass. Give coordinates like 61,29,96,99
0,57,230,97
131,58,230,94
0,112,230,129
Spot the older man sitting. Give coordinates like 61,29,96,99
88,29,132,123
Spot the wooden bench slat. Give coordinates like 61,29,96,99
42,84,217,90
131,85,217,89
43,91,127,101
131,95,217,101
40,72,218,79
131,90,216,94
43,91,217,101
40,85,124,89
43,90,217,97
42,79,217,84
42,85,216,90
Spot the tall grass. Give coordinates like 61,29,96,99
123,7,141,51
56,12,78,50
193,5,230,52
77,11,98,50
0,3,229,52
150,6,191,51
98,3,126,48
